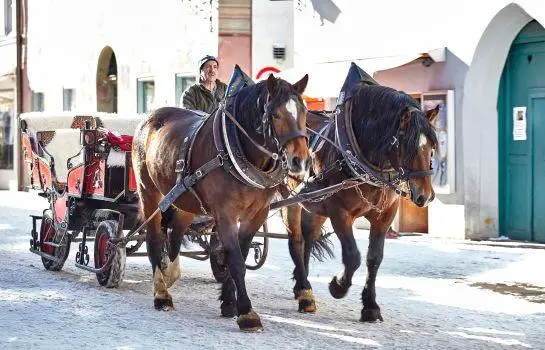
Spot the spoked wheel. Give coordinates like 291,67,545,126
94,220,126,288
246,222,269,270
40,210,71,271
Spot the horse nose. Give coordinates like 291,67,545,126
291,156,302,169
415,194,427,207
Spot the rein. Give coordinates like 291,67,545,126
306,105,434,198
306,125,409,197
219,103,280,161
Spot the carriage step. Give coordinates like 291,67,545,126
42,241,63,248
29,248,62,263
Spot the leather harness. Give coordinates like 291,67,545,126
158,102,296,212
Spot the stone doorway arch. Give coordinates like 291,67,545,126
96,46,118,113
461,3,537,239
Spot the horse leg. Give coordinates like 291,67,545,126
360,204,398,322
328,209,361,299
138,186,175,311
216,214,263,331
162,208,194,289
282,205,307,298
296,209,327,312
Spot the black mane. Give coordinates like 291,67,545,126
350,84,438,167
232,78,303,131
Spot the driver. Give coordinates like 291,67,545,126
181,55,227,114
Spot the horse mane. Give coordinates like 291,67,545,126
350,84,438,167
233,78,304,131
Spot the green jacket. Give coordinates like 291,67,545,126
181,79,227,114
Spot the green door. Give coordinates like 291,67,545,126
499,21,545,243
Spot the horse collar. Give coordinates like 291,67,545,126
213,107,288,189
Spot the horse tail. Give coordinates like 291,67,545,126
301,210,334,262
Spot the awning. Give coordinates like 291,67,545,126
277,48,446,98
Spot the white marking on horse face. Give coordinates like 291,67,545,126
419,133,428,148
285,99,298,120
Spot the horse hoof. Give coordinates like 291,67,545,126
360,308,383,322
237,310,264,332
293,289,302,300
329,276,349,299
298,289,316,313
154,298,174,312
221,301,237,318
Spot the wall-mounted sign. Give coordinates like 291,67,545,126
255,66,280,80
513,106,527,141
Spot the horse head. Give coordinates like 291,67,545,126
349,84,439,208
387,104,439,207
262,73,311,175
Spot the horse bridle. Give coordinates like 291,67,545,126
386,106,434,181
261,94,309,148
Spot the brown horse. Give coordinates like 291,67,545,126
283,83,439,321
132,74,310,331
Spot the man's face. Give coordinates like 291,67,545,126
200,60,218,84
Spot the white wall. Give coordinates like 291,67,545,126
252,0,294,79
26,0,219,114
293,0,540,67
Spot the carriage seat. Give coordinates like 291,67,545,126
36,128,84,183
95,114,144,136
20,112,144,136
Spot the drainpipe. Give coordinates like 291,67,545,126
15,0,26,191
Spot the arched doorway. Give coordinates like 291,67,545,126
96,46,118,113
461,3,535,239
498,20,545,243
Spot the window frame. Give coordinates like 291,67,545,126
175,73,197,108
137,77,155,114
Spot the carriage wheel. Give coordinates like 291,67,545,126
40,210,71,271
246,222,269,271
94,220,126,288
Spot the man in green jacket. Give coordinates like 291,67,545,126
181,55,227,114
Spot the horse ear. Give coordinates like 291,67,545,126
267,73,277,94
293,74,309,94
401,112,412,129
426,105,440,124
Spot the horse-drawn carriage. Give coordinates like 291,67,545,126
19,63,439,331
20,111,271,287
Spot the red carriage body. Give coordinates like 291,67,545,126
19,112,269,287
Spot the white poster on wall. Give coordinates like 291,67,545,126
513,106,527,141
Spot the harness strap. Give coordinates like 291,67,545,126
219,104,279,160
176,117,207,183
159,155,226,212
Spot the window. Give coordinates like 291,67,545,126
4,0,12,35
31,92,44,112
0,111,12,169
63,88,75,111
175,74,196,107
137,78,155,113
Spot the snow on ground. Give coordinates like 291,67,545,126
0,190,544,349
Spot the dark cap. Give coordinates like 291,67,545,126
198,55,219,71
